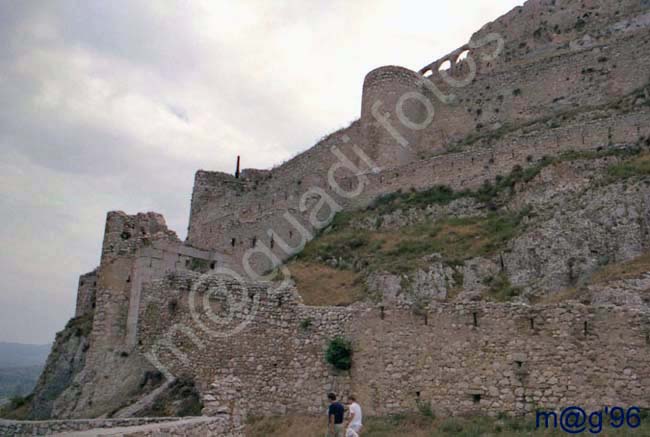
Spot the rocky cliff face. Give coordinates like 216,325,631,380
29,314,91,419
293,148,650,309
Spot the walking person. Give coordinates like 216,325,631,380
345,395,363,436
327,393,345,437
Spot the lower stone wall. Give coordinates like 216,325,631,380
137,273,650,420
0,416,241,437
0,417,180,436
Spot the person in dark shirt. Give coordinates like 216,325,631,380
327,392,345,437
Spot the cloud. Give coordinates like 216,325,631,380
0,0,524,344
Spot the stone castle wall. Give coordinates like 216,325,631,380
74,269,97,318
137,273,650,418
184,0,650,278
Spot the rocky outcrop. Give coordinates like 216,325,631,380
506,180,650,297
29,314,91,419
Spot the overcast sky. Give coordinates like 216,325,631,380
0,0,524,345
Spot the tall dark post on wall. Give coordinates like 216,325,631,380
235,155,240,179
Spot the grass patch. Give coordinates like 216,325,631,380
288,261,365,306
291,209,530,303
483,273,523,302
369,185,462,213
288,146,642,305
244,413,650,436
0,394,33,420
297,212,527,276
607,152,650,180
589,252,650,284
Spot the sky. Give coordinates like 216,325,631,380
0,0,524,345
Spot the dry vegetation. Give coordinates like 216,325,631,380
287,210,529,305
537,252,650,304
590,252,650,284
285,147,649,306
245,413,650,436
289,261,364,306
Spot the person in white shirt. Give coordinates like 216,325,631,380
345,395,363,436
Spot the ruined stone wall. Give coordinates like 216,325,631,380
186,121,369,264
0,418,180,436
352,107,650,205
36,212,235,419
74,269,97,318
137,273,650,419
0,416,239,437
185,103,650,279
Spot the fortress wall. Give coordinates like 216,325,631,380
74,269,97,318
420,0,650,77
353,108,650,205
137,273,650,418
360,66,428,166
184,105,650,280
416,28,650,154
90,212,180,348
185,6,650,275
89,212,231,352
186,122,370,267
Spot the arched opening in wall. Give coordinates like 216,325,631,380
456,50,470,63
423,69,433,78
438,60,452,71
210,261,216,270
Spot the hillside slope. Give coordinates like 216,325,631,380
289,147,650,308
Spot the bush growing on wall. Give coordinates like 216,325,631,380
326,336,352,370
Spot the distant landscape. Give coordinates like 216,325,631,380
0,343,51,401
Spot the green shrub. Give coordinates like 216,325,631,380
9,395,28,409
325,336,352,370
484,273,522,302
416,400,435,418
607,154,650,179
300,318,313,330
